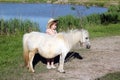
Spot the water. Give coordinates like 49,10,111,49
0,3,107,32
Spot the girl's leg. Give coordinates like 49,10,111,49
47,59,51,69
51,58,56,69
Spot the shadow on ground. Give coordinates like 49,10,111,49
33,52,83,68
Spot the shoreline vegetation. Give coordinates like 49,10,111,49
0,19,39,36
0,0,120,7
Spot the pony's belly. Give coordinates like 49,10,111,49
38,49,60,59
37,45,61,59
40,52,57,59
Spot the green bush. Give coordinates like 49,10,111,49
85,14,101,24
100,5,120,24
57,15,81,31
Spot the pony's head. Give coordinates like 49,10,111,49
79,29,91,49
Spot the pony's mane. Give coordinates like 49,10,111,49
55,29,84,48
59,29,81,34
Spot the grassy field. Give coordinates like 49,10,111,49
85,23,120,38
0,35,48,80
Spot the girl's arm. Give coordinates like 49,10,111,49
46,29,54,35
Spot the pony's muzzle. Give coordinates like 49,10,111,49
86,42,91,49
86,44,91,49
79,41,91,49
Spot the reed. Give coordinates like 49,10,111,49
0,18,39,36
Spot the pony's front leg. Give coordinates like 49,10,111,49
58,53,67,73
28,51,35,73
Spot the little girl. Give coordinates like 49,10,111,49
46,18,58,69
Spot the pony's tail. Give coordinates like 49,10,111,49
23,33,29,67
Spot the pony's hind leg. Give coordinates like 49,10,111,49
28,50,36,72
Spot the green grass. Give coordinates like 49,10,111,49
0,35,23,79
85,23,120,38
0,35,48,80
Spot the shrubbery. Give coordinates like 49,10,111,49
57,15,80,31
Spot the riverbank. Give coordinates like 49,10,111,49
0,0,119,7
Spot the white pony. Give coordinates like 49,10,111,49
23,29,91,73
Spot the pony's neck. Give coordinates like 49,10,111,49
64,30,81,49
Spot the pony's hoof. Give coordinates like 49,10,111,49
29,69,35,73
31,70,35,73
58,69,65,73
30,70,35,73
62,71,66,73
58,70,66,73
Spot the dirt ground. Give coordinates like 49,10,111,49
33,36,120,80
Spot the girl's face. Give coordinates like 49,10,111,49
51,23,57,30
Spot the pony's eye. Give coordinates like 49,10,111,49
86,37,88,39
